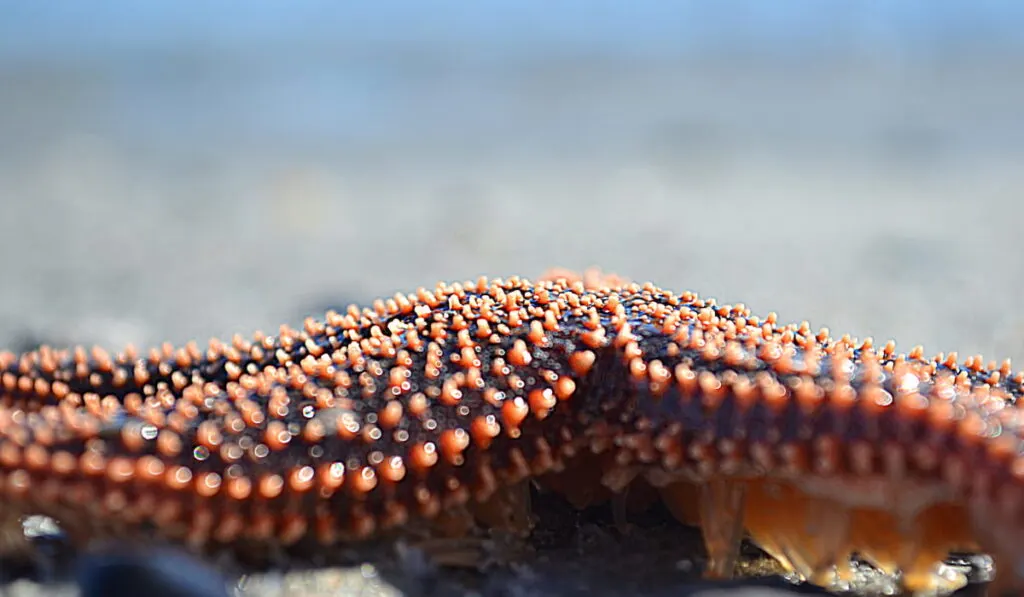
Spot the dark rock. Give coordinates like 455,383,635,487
76,548,229,597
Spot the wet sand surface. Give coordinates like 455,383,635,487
1,13,1024,595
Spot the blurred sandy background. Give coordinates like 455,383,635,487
1,2,1023,595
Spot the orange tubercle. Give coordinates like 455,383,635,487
0,268,1019,595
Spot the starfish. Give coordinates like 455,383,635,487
0,268,1019,595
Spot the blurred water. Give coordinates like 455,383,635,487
2,2,1023,159
0,2,1023,361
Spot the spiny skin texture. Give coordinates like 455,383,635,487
0,270,1022,595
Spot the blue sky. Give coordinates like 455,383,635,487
2,1,1022,61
